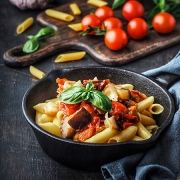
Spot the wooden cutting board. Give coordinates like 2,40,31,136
3,0,180,67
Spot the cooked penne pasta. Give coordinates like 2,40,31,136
69,3,81,15
137,122,152,139
39,114,54,123
33,103,46,113
35,111,43,124
145,125,158,134
108,126,137,143
68,23,82,31
137,96,154,113
53,111,64,127
54,51,86,62
85,128,119,143
16,17,34,34
87,0,108,7
131,135,144,141
34,77,163,143
138,113,156,126
30,65,45,79
45,9,74,22
147,103,164,115
38,122,61,137
43,102,59,116
141,109,153,118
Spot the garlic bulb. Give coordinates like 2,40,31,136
9,0,54,10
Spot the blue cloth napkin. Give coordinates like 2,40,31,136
101,52,180,180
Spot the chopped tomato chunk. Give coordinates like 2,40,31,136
110,101,127,118
59,102,80,116
78,127,96,142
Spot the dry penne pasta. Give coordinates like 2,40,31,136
16,17,34,34
45,9,74,22
137,96,154,113
108,126,137,143
85,128,119,143
68,23,82,31
30,65,45,79
147,103,164,114
137,122,152,139
69,3,81,15
87,0,108,7
138,113,156,126
54,51,86,62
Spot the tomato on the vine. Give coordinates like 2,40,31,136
94,6,114,22
152,12,176,34
104,28,128,50
122,1,144,21
102,17,123,31
81,14,102,34
127,18,148,39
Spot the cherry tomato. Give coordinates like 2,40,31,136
110,101,127,117
94,6,114,22
122,1,144,21
81,14,102,34
102,17,123,31
104,28,128,50
152,12,176,34
59,102,80,116
127,18,148,39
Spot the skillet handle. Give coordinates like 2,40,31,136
154,73,180,89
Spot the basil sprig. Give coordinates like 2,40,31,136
23,27,57,53
59,82,112,112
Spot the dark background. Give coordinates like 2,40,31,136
0,0,180,179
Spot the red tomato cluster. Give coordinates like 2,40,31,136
81,1,176,51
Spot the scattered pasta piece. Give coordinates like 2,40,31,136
45,9,74,22
16,17,34,34
68,23,82,31
87,0,108,7
29,65,45,79
69,3,81,15
54,51,86,62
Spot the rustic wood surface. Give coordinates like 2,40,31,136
0,0,180,180
3,0,180,67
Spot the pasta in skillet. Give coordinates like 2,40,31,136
33,77,164,143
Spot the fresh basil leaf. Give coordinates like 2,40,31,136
112,0,126,10
23,36,39,53
89,90,112,112
27,35,34,40
81,91,90,100
147,6,161,29
35,27,57,40
86,82,94,91
59,86,85,104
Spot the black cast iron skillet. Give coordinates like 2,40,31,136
22,67,178,171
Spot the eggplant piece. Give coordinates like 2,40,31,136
68,108,92,131
61,116,76,138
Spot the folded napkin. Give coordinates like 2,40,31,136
101,52,180,180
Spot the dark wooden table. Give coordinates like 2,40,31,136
0,0,180,179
